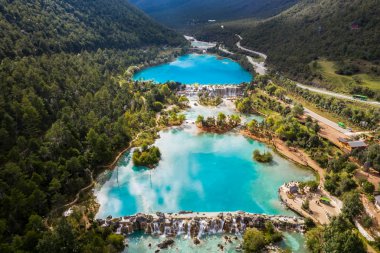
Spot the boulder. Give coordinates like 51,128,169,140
193,238,201,245
157,239,174,249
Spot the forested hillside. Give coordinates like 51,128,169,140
196,0,380,86
130,0,298,28
0,0,185,251
0,0,185,58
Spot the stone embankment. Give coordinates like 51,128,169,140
97,211,305,238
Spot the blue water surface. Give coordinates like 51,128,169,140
95,103,314,218
133,54,252,85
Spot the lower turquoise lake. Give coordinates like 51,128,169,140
95,101,314,252
132,54,252,85
95,103,314,218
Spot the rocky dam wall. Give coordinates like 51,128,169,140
97,211,305,238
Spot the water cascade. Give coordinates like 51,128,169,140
97,212,305,239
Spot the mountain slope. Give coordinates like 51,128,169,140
196,0,380,82
129,0,298,27
239,0,380,78
0,0,185,59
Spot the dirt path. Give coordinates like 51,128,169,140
107,114,161,170
63,169,94,208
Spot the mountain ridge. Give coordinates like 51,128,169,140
0,0,185,59
129,0,299,28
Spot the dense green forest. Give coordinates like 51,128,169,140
196,0,380,90
0,48,184,252
0,0,187,251
0,0,185,59
130,0,297,28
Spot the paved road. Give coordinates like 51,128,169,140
236,41,268,60
247,56,267,75
235,35,268,75
235,34,379,107
303,107,350,134
296,83,380,106
218,45,234,55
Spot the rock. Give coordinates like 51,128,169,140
148,243,151,248
157,239,174,249
193,238,201,245
155,250,160,253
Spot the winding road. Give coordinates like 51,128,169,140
233,35,377,137
296,83,380,106
235,35,267,75
236,34,380,107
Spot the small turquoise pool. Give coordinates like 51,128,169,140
133,54,252,85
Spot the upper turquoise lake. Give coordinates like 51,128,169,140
132,54,252,85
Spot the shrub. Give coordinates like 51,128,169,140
302,199,310,211
243,228,267,253
132,145,161,168
362,181,375,194
253,149,273,163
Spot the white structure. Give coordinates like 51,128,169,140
375,195,380,210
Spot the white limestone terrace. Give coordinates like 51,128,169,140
97,211,306,238
184,35,217,50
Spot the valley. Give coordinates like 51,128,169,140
0,0,379,253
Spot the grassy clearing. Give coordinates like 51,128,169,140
310,60,380,93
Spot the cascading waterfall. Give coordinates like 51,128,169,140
232,218,237,234
219,219,225,233
164,226,172,236
186,224,191,239
116,225,122,234
98,213,307,243
210,219,217,234
153,222,160,235
177,220,185,235
197,220,207,239
240,221,246,233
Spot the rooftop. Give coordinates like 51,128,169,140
338,137,350,143
347,140,367,148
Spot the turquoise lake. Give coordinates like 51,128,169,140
95,101,314,252
132,54,252,85
95,102,314,218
